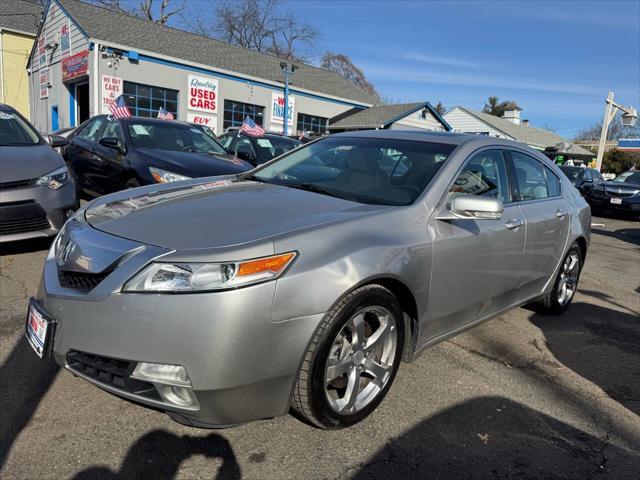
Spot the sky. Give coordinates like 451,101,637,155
170,0,640,138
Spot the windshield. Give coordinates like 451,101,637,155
127,121,227,155
0,110,41,146
613,171,640,184
251,137,456,206
254,136,300,161
560,166,583,181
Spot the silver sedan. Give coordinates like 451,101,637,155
28,130,590,429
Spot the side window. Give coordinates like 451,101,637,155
450,149,511,204
235,137,254,154
544,166,562,197
77,117,106,141
583,169,593,181
511,151,549,201
100,120,123,142
218,134,234,149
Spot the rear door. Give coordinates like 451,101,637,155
426,149,525,339
508,150,570,297
65,117,107,195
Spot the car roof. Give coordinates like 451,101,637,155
329,129,527,147
0,103,16,112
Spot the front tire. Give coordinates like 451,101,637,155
291,284,404,429
535,242,582,314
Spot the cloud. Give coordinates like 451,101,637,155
400,52,480,69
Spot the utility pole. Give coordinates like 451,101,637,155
595,91,638,171
280,62,298,136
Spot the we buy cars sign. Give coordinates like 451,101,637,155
101,75,123,114
188,75,218,114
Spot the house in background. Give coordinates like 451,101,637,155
0,0,43,120
328,102,451,133
444,104,595,165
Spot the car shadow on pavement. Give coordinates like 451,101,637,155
0,237,53,256
530,302,640,416
590,227,640,247
72,430,241,480
352,396,639,479
0,337,60,467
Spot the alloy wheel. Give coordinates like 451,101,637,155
323,306,398,415
557,251,580,305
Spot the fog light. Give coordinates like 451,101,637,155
131,362,191,386
156,384,197,407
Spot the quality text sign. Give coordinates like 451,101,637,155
188,75,219,114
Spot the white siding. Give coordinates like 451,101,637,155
444,107,513,139
390,109,444,131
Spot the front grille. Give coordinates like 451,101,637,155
58,269,110,290
67,350,159,400
0,178,34,190
605,186,639,198
0,216,50,234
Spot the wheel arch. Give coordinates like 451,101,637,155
575,236,588,264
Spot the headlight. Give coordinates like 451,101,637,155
124,252,297,292
149,167,190,183
36,166,69,189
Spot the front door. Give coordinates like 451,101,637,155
508,150,570,297
425,149,525,341
93,119,126,193
65,116,107,196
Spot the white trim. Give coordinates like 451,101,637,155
0,27,37,38
89,38,373,108
92,44,99,116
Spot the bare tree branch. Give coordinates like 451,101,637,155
320,52,380,100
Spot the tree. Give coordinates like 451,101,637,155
539,122,558,133
482,96,513,117
573,114,640,141
91,0,184,24
602,149,640,175
434,101,446,115
320,52,379,100
184,0,318,61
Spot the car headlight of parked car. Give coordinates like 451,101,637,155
149,167,191,183
124,252,297,292
36,166,70,189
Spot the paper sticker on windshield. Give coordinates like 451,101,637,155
132,125,151,135
200,180,232,190
257,139,273,148
0,112,14,120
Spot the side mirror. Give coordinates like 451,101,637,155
99,137,124,152
235,143,254,161
48,134,69,148
445,195,504,220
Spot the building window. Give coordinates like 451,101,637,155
223,100,264,129
122,81,178,119
297,113,328,134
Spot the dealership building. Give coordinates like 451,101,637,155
28,0,378,135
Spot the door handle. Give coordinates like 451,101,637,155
556,209,568,218
505,218,524,230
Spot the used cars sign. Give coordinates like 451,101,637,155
188,75,219,114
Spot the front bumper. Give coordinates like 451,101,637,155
37,224,323,427
0,181,77,243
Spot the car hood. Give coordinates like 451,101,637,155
85,178,384,250
136,148,252,176
601,180,640,190
0,144,64,182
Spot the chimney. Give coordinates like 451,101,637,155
522,119,530,126
502,102,522,125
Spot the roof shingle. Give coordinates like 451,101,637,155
0,0,43,35
58,0,376,105
329,102,430,129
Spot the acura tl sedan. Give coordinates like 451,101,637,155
27,131,590,429
0,104,77,243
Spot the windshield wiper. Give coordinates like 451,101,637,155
283,182,357,201
237,172,267,183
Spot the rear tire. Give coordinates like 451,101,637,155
291,284,404,429
535,242,582,315
124,177,141,189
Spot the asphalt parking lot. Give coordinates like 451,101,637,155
1,214,638,479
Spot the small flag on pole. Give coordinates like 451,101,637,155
108,95,131,119
157,107,174,120
240,116,265,136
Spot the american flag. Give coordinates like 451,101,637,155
108,95,131,119
240,116,264,136
157,107,174,120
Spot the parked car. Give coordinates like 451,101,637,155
48,126,77,155
64,115,252,197
586,170,640,217
0,104,77,243
28,131,590,429
559,165,604,199
217,131,301,166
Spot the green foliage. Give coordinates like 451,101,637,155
602,149,640,175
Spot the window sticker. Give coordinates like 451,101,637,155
0,112,14,120
132,125,151,135
257,139,273,148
